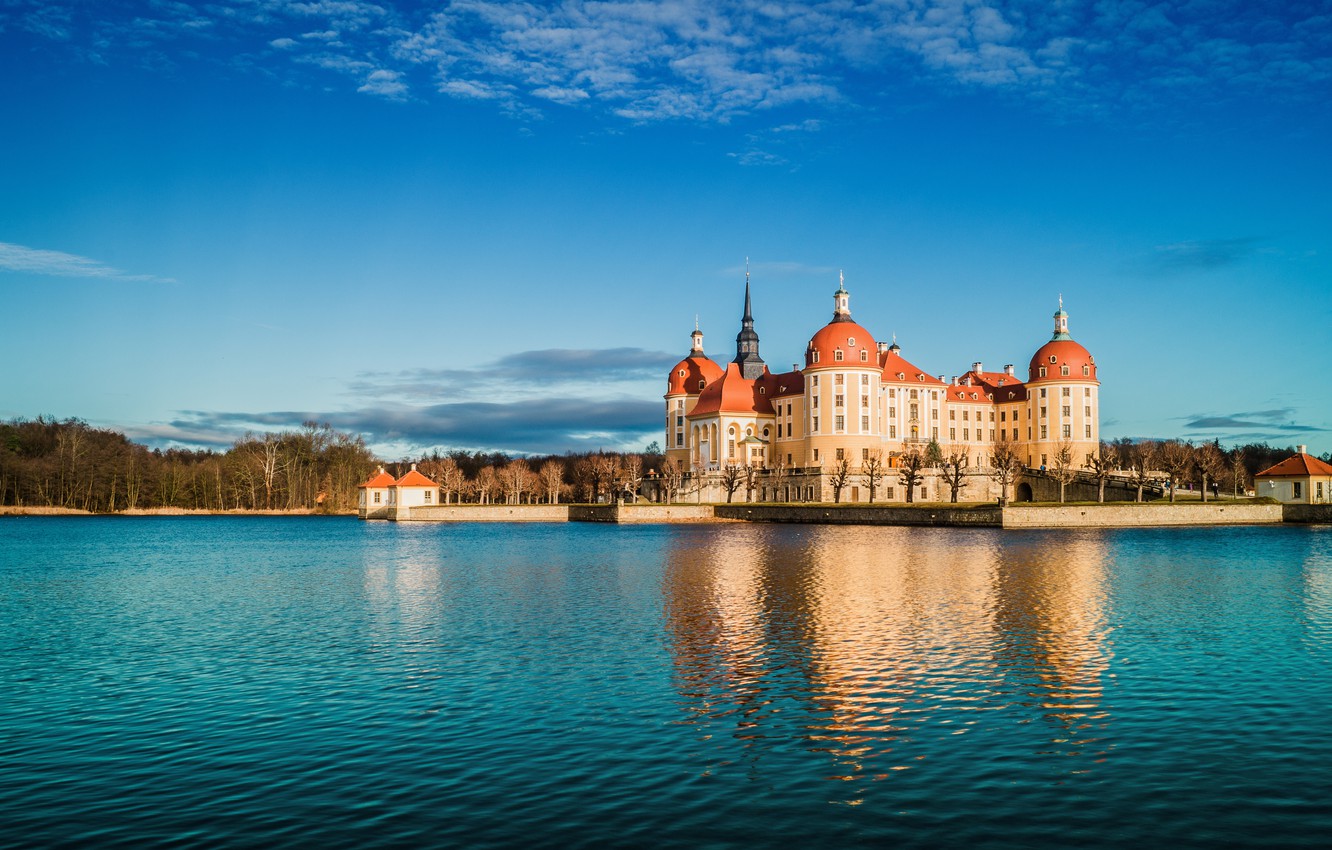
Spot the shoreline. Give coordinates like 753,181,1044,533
0,507,355,517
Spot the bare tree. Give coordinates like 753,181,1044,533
1229,449,1248,498
475,465,498,504
621,453,644,502
1087,441,1119,503
438,457,464,504
769,457,789,502
1160,440,1193,503
720,463,744,503
861,449,885,503
591,453,617,502
828,456,852,503
1049,439,1077,503
539,459,564,504
938,446,969,503
1127,441,1158,503
501,459,529,505
898,444,927,503
1196,441,1225,502
988,434,1022,505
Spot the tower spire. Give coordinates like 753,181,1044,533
734,263,765,379
1052,296,1071,340
831,270,852,322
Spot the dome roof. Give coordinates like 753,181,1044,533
666,354,724,395
806,320,877,368
689,363,774,416
1028,339,1097,382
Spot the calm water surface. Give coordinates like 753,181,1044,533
1,517,1330,848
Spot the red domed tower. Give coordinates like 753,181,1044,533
1024,298,1099,469
800,273,883,467
664,321,723,467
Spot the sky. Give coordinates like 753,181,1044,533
1,0,1329,459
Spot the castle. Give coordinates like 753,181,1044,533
664,273,1100,502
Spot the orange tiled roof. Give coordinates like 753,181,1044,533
358,470,396,489
394,468,439,488
1256,453,1332,478
666,353,724,395
879,349,945,385
806,319,877,368
689,362,775,416
1028,339,1097,383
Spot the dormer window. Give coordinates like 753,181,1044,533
859,349,868,362
698,379,706,390
1060,365,1069,376
1049,355,1057,364
1083,365,1090,376
834,350,844,362
1038,367,1047,378
812,350,820,363
897,372,905,380
678,369,686,377
848,337,855,346
759,387,766,394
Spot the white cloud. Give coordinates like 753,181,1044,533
358,68,407,99
0,241,173,282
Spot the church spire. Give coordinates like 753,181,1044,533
733,261,765,379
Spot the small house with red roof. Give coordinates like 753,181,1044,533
1256,447,1332,504
389,464,440,519
357,467,397,519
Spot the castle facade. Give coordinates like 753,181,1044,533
664,274,1099,502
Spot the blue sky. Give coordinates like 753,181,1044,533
2,0,1329,458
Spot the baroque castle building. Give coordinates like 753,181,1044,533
664,273,1100,501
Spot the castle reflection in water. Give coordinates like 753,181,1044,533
663,526,1114,793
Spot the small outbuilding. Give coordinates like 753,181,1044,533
357,467,397,519
389,464,440,519
1255,446,1332,504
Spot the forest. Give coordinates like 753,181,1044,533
0,416,1319,512
0,417,664,512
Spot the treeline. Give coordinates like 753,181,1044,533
0,417,669,512
0,417,377,512
1103,437,1320,495
386,447,668,504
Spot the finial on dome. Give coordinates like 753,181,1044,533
832,270,851,321
1051,297,1071,340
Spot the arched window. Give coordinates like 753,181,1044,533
1060,365,1070,376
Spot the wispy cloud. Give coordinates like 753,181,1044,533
1146,238,1262,274
124,347,677,454
11,2,1329,123
1180,407,1328,442
0,241,173,282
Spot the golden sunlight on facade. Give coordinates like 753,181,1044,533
665,273,1100,502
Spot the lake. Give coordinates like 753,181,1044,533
1,517,1330,848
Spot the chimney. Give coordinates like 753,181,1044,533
877,342,888,354
1298,444,1308,454
972,361,983,374
793,363,800,372
1004,364,1014,376
964,376,972,386
938,375,946,384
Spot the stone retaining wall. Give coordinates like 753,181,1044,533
714,504,1003,526
1283,504,1332,524
397,505,570,522
1001,503,1282,528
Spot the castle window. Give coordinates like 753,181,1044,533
1062,424,1071,438
890,425,897,438
834,350,844,362
1041,406,1047,418
1062,405,1071,417
863,448,870,460
676,416,683,426
1085,388,1091,397
678,369,685,377
812,350,820,363
950,428,957,440
848,337,855,346
860,349,868,362
963,428,969,440
1062,387,1071,397
897,372,905,380
835,373,844,386
729,426,735,435
1013,428,1019,440
813,417,819,432
835,415,845,431
1040,388,1047,398
950,410,956,421
861,415,869,431
699,380,705,390
813,449,820,461
373,492,381,504
861,375,869,386
676,434,684,446
1085,405,1091,417
1061,365,1070,376
889,389,896,398
1083,365,1091,376
424,490,432,503
728,440,736,458
836,448,844,460
1085,424,1092,438
1049,355,1057,364
1038,367,1047,378
1040,425,1047,439
759,387,766,394
835,394,844,408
